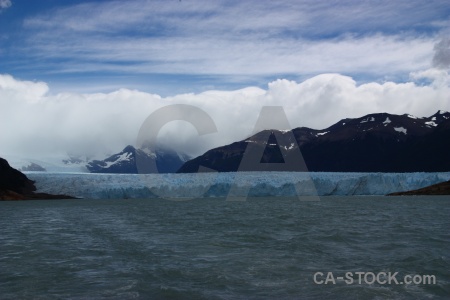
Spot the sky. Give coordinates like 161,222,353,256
0,0,450,162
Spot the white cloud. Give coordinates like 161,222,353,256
18,33,434,81
15,0,445,83
410,68,450,86
0,0,11,8
0,74,48,101
23,0,449,37
1,72,449,162
0,0,11,11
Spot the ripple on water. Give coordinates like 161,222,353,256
0,196,448,299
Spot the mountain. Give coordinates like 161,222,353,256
178,110,450,173
20,162,46,172
86,145,188,174
0,157,75,200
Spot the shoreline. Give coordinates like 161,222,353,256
387,180,450,196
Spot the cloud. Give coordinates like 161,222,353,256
19,34,434,78
1,72,449,161
432,37,450,69
23,0,449,37
410,68,450,86
0,0,11,11
9,0,446,88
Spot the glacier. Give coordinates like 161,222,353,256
25,172,450,199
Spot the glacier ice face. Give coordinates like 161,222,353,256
25,171,450,199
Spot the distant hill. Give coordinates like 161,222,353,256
21,162,46,172
178,111,450,173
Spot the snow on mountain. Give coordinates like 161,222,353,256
86,145,189,174
101,152,133,168
316,131,329,136
394,127,407,134
360,117,375,123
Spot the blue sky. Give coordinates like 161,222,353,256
1,0,449,95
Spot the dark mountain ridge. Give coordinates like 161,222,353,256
178,110,450,173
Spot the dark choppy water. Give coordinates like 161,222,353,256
0,196,449,299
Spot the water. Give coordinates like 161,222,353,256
0,197,449,299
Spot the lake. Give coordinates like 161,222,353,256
0,196,449,299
